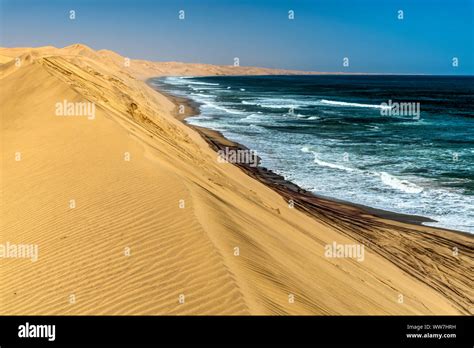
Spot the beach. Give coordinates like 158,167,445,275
156,75,474,233
1,44,473,315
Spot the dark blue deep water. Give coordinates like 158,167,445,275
154,75,474,232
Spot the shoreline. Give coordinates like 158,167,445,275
2,43,473,314
150,81,474,314
151,81,469,234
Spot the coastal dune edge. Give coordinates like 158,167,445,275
1,44,472,315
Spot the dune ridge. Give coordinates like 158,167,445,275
1,44,472,315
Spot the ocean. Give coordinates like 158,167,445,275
152,75,474,233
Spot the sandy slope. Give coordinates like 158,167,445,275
0,44,472,314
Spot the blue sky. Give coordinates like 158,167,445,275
1,0,473,74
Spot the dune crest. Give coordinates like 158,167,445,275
0,44,472,314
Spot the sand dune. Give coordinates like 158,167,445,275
0,44,472,314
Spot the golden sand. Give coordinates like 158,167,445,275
1,44,472,314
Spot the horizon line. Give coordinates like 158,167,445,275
1,44,472,77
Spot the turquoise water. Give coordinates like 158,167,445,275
153,75,474,233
